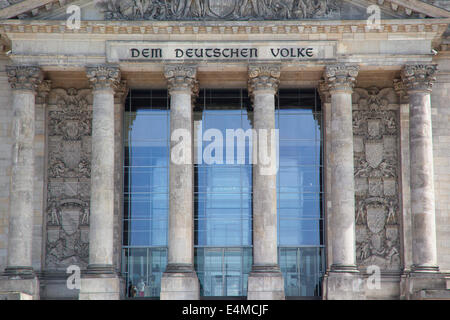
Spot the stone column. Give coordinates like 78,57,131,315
79,65,121,300
247,64,285,300
160,65,200,300
321,64,362,300
401,64,439,272
0,66,42,299
3,66,42,277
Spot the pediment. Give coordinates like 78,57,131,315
0,0,449,21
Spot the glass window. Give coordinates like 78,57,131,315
123,90,169,298
122,88,325,298
276,89,325,297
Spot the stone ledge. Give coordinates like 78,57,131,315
0,291,32,300
0,276,39,300
160,272,200,300
247,272,285,300
412,289,450,300
78,276,120,300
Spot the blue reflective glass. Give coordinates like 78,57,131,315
195,90,253,247
123,90,169,297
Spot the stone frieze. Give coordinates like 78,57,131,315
97,0,340,20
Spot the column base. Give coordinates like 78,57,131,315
0,274,40,300
411,264,440,273
322,271,364,300
79,266,121,300
160,264,199,300
401,271,447,300
247,265,285,300
330,264,359,273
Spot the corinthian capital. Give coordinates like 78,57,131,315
323,64,359,92
164,65,199,96
318,80,331,104
86,65,121,91
6,65,43,92
248,64,280,97
401,64,438,92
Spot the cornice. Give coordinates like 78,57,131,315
0,18,448,36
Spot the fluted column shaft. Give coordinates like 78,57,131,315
247,65,284,300
401,64,439,272
248,65,280,270
160,65,200,300
323,64,359,272
166,65,197,270
4,66,42,276
85,65,120,273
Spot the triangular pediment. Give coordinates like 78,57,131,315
0,0,449,21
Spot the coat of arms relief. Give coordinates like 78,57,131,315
352,87,401,271
45,88,93,270
97,0,340,20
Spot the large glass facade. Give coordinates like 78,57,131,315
122,88,324,299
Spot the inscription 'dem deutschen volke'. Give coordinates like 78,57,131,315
129,47,315,59
106,41,336,62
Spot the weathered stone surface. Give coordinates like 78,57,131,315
96,0,341,21
353,87,401,271
401,64,439,272
45,88,92,270
79,276,121,300
322,64,359,272
85,65,120,272
247,64,284,300
4,66,42,277
161,65,199,300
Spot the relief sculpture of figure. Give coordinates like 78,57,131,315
182,0,204,17
239,0,262,17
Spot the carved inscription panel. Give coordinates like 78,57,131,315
352,87,401,271
45,88,93,270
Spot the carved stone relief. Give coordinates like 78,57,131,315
45,88,93,270
352,87,401,271
97,0,340,20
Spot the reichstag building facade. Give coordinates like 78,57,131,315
0,0,449,300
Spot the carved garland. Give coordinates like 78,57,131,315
45,88,92,270
352,87,401,271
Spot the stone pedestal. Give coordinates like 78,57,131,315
160,65,200,300
323,272,365,300
0,277,39,300
79,65,122,300
160,269,200,300
403,272,448,300
0,66,43,300
247,65,285,300
79,276,121,300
